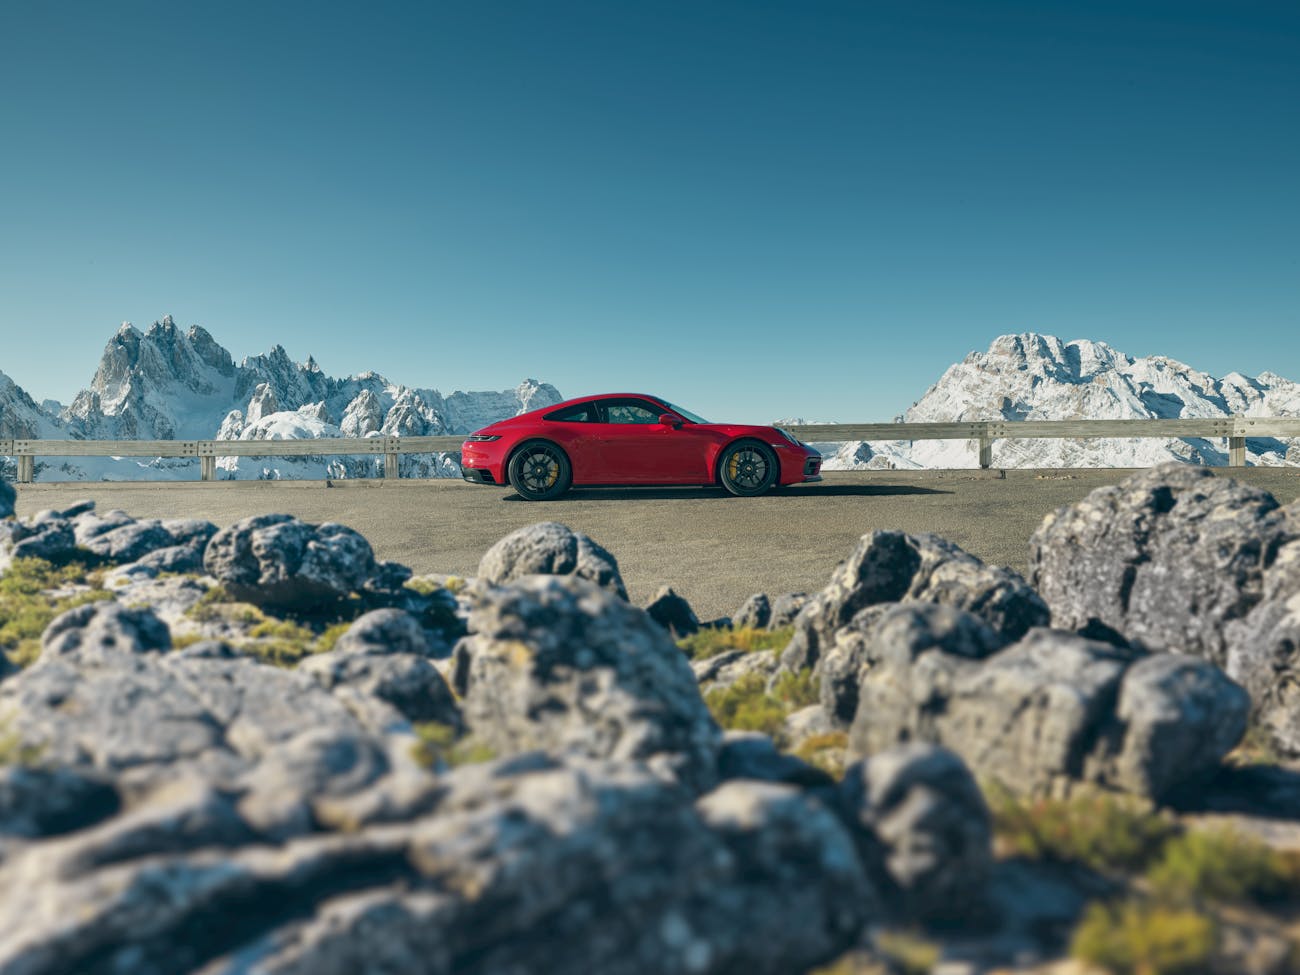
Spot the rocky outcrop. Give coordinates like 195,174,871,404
203,514,382,612
477,521,628,599
453,575,721,791
645,585,700,637
731,593,771,629
840,745,992,923
1029,464,1292,664
782,530,1048,673
845,626,1248,801
1225,531,1300,755
0,510,76,568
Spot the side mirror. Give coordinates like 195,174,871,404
659,413,683,429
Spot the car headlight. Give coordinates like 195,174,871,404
464,434,501,442
775,428,802,447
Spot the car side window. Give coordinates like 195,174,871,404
544,404,594,422
601,399,662,424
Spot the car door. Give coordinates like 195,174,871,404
587,398,700,483
538,401,604,482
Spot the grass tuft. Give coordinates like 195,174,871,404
0,558,116,668
1070,899,1216,975
410,722,495,769
1147,826,1300,906
677,624,794,660
987,784,1178,875
704,668,818,747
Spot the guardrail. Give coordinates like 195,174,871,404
3,418,1300,483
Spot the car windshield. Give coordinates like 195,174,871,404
661,400,709,424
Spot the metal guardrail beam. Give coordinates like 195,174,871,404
5,418,1300,483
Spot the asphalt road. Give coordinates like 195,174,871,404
14,468,1300,620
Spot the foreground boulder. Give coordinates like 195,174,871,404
1029,464,1293,664
782,530,1048,673
0,511,76,569
453,575,721,791
846,625,1248,801
840,744,992,924
477,521,628,598
203,513,381,612
1226,536,1300,755
0,479,13,519
0,755,878,975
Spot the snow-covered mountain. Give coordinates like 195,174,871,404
822,333,1300,470
3,316,562,481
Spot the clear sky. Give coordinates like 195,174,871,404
1,0,1296,422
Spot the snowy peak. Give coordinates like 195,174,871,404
822,332,1300,471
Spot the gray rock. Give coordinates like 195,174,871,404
78,518,174,562
732,592,772,629
1085,653,1250,798
477,521,627,599
840,744,992,923
782,530,1048,673
783,704,836,749
41,600,171,661
57,499,96,519
0,767,120,839
69,507,135,546
0,479,13,520
203,513,379,612
645,585,700,637
695,780,878,968
0,516,76,569
846,627,1246,801
0,755,879,975
333,608,431,656
769,591,810,628
1226,535,1300,756
716,731,834,788
818,602,1006,728
1029,463,1293,665
692,648,780,695
301,651,461,732
453,575,721,792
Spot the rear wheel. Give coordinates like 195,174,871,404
718,441,778,497
507,440,572,501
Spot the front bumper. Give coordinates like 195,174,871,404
462,467,497,485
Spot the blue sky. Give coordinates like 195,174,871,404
1,0,1296,422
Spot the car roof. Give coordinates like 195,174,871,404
549,393,668,408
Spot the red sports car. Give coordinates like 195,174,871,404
461,393,822,500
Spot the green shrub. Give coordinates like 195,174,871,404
0,558,115,668
410,722,495,769
677,625,794,660
988,785,1178,875
1070,899,1216,975
1147,826,1296,905
704,668,817,747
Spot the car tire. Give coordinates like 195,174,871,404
718,441,778,497
507,440,572,501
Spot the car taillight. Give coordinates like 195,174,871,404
464,435,501,442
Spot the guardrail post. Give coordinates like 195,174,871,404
384,453,399,479
200,456,216,481
977,435,993,469
1228,437,1246,467
18,455,34,484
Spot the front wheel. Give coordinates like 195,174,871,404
507,441,572,501
718,441,778,497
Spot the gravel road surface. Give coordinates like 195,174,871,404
14,469,1300,620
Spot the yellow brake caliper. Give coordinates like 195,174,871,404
728,452,741,479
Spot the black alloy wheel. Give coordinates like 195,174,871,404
507,441,572,501
718,441,778,497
